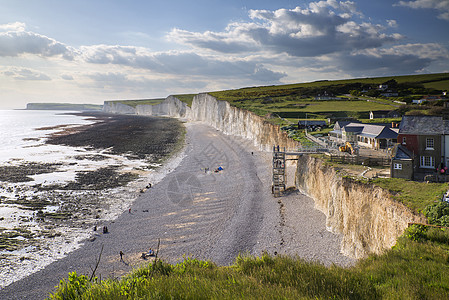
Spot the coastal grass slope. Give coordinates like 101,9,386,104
208,72,449,120
106,73,448,121
49,227,449,299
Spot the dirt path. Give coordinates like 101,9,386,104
0,122,354,300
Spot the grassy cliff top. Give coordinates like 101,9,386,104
106,98,165,108
209,72,449,102
106,73,448,117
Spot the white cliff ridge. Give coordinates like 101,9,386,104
103,93,425,259
103,93,297,151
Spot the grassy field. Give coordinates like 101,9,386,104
209,73,449,101
107,73,448,120
109,99,165,108
172,94,196,107
371,178,449,213
49,226,449,299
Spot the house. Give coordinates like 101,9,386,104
391,144,414,180
376,84,399,97
297,120,327,129
315,91,339,100
328,120,358,140
329,122,398,150
395,115,449,180
379,90,399,97
413,95,445,104
369,110,401,120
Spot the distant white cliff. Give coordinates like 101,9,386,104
103,93,296,151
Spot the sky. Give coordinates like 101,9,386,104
0,0,448,109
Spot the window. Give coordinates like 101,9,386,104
394,163,402,170
420,156,434,168
426,138,434,150
402,137,406,144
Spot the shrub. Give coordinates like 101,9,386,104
424,201,449,226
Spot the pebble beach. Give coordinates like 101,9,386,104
0,117,354,299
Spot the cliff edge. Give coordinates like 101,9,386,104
103,93,426,259
103,93,297,151
295,155,426,259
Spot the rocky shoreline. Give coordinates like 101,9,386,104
0,112,185,288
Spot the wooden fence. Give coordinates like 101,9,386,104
329,155,391,167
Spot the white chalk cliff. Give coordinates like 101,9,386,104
104,93,297,151
103,93,425,259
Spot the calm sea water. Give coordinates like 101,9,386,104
0,109,185,288
0,110,93,163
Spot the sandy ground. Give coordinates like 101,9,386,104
0,122,354,299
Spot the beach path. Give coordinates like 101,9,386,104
0,122,353,299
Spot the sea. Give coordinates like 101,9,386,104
0,110,184,289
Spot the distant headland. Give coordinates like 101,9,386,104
26,103,103,111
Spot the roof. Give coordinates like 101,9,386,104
333,120,359,131
399,115,448,135
298,120,326,126
392,144,413,160
342,125,363,133
333,122,398,139
357,123,398,139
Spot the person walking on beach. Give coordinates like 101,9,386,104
120,251,124,261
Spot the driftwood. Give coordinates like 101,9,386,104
89,244,104,282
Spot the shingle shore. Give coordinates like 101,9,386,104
0,121,354,300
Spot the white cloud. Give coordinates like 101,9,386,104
61,74,74,80
83,71,208,95
354,43,449,59
2,67,51,80
0,23,75,59
79,45,286,83
397,0,449,20
168,1,402,57
0,22,26,32
338,43,449,75
387,19,398,27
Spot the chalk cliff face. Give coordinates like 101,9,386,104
104,93,425,259
103,93,297,150
103,101,136,114
295,155,426,259
190,93,297,151
135,96,191,118
103,96,190,118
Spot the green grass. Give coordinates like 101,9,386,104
371,178,449,213
49,227,449,299
209,73,449,102
206,73,449,121
423,79,449,91
172,94,196,107
111,99,165,108
359,118,402,124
